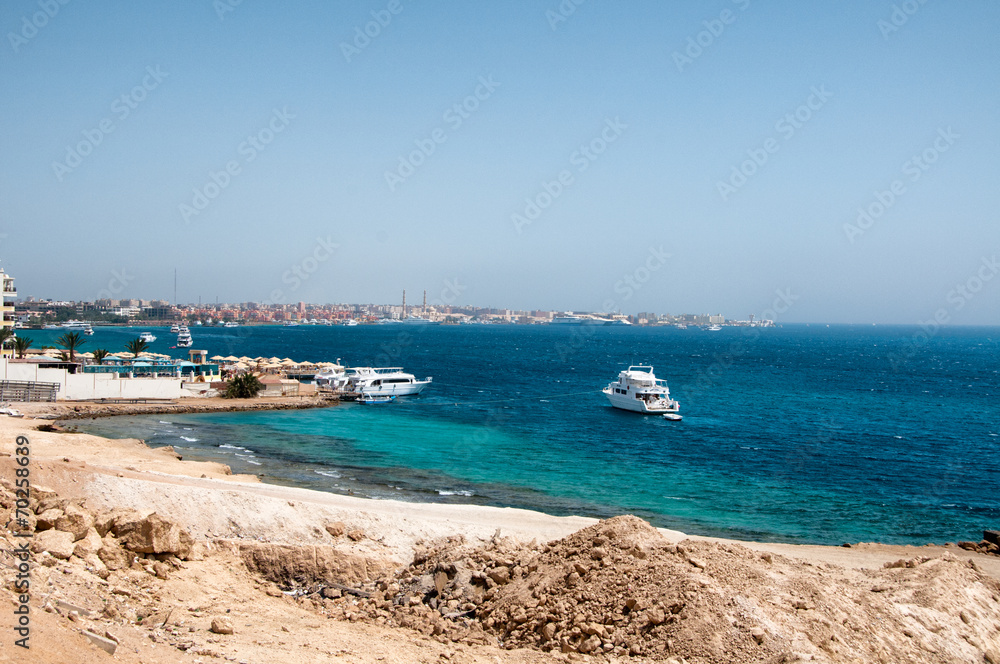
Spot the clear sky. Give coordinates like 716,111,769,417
2,0,998,324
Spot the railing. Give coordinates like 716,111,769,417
0,380,60,402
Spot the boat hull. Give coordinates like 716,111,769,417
358,381,430,397
603,388,679,414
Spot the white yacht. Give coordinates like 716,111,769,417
223,321,239,328
170,324,180,333
603,366,680,415
139,331,157,342
551,314,585,325
346,367,432,396
44,320,94,335
176,330,193,348
343,319,359,327
707,325,722,331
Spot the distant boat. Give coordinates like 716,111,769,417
43,320,93,335
707,325,722,331
170,324,180,333
283,321,299,327
343,319,359,326
138,332,157,342
223,321,239,328
176,331,193,348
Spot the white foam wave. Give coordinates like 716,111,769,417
314,470,342,479
180,436,198,442
437,490,474,497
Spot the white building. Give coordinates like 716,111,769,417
0,264,15,358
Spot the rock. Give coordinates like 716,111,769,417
687,557,707,570
578,635,602,654
152,562,171,579
646,607,666,625
81,630,117,655
960,610,972,624
32,530,76,560
73,528,104,558
434,571,449,595
751,627,766,644
487,566,510,585
347,529,365,542
985,648,1000,664
97,537,132,571
984,530,1000,547
35,508,64,531
55,503,95,541
957,541,979,552
210,618,234,635
94,508,142,537
114,513,193,558
324,522,346,538
541,623,557,641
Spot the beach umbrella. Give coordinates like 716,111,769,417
281,358,297,366
210,355,225,360
223,355,240,362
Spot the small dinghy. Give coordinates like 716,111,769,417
359,395,395,404
662,413,683,421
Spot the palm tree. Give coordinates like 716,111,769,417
13,336,32,359
0,328,13,357
56,331,85,363
224,373,263,399
125,338,150,359
91,348,110,365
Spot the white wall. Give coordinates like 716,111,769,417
0,360,187,400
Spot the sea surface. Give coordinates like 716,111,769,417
40,323,999,546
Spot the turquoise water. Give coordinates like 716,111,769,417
68,323,1000,546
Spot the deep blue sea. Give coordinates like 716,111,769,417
38,323,999,546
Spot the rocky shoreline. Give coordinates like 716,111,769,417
3,407,1000,663
20,395,334,421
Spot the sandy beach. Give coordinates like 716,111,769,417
2,401,1000,664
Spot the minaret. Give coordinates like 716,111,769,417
402,289,406,318
423,290,427,314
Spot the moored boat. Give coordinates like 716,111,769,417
346,367,431,396
602,365,680,415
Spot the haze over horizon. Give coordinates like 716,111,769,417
2,1,998,325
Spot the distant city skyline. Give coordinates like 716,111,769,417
2,1,998,325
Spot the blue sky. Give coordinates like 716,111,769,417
1,0,998,323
